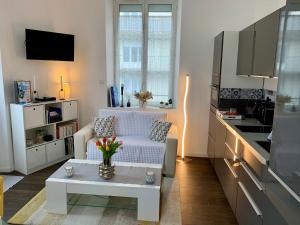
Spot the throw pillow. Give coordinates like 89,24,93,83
94,116,115,138
149,119,172,143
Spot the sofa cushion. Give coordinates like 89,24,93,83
94,116,115,137
98,109,167,137
87,136,166,165
98,109,134,136
149,120,172,143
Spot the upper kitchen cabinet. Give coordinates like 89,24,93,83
237,8,285,77
237,24,255,75
212,32,224,86
253,10,281,77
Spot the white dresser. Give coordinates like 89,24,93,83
10,99,79,175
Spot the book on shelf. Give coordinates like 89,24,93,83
56,121,78,139
65,136,74,156
109,85,120,107
47,107,62,123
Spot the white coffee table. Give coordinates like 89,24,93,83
46,159,162,222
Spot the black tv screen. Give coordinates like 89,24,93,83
25,29,74,61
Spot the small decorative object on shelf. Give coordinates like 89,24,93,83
32,75,39,102
145,170,155,184
159,98,173,109
58,76,65,100
64,166,74,178
14,80,32,104
126,95,131,107
36,130,45,144
134,91,153,108
63,82,71,99
96,136,123,179
120,83,124,107
159,101,164,108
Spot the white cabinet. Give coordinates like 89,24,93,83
46,140,65,162
10,99,78,175
63,101,78,121
24,105,45,129
27,145,47,169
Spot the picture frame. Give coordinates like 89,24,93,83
14,80,32,104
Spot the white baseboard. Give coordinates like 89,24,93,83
186,152,208,158
0,166,14,173
177,152,208,158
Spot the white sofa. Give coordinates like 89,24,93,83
74,109,178,177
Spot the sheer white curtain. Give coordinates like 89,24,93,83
117,4,143,103
115,1,176,106
147,5,173,103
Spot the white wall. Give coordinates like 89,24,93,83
177,0,256,157
0,0,107,171
0,51,14,172
254,0,286,21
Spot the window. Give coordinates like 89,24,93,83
115,0,177,105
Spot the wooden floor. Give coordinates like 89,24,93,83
176,158,237,225
1,157,237,225
1,162,65,222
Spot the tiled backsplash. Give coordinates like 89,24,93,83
220,88,276,101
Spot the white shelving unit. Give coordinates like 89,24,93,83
10,99,79,175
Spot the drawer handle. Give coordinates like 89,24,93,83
240,162,263,191
268,168,300,204
224,158,238,179
33,108,36,111
225,142,237,157
70,103,72,106
54,143,56,146
36,149,38,151
238,181,262,217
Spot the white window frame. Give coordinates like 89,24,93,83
113,0,178,105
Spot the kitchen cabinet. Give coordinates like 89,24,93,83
207,111,226,168
236,181,263,225
208,135,215,165
253,10,281,77
237,8,284,77
212,32,223,86
219,158,239,213
208,111,216,165
237,24,255,75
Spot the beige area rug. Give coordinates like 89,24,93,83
8,178,181,225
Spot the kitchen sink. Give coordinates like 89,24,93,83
235,125,272,133
256,141,271,153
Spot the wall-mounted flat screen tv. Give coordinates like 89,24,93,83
25,29,74,61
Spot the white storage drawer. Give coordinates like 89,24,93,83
63,101,78,121
46,140,65,162
27,145,46,169
24,105,45,129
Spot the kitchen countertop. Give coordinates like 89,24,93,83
216,116,271,165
